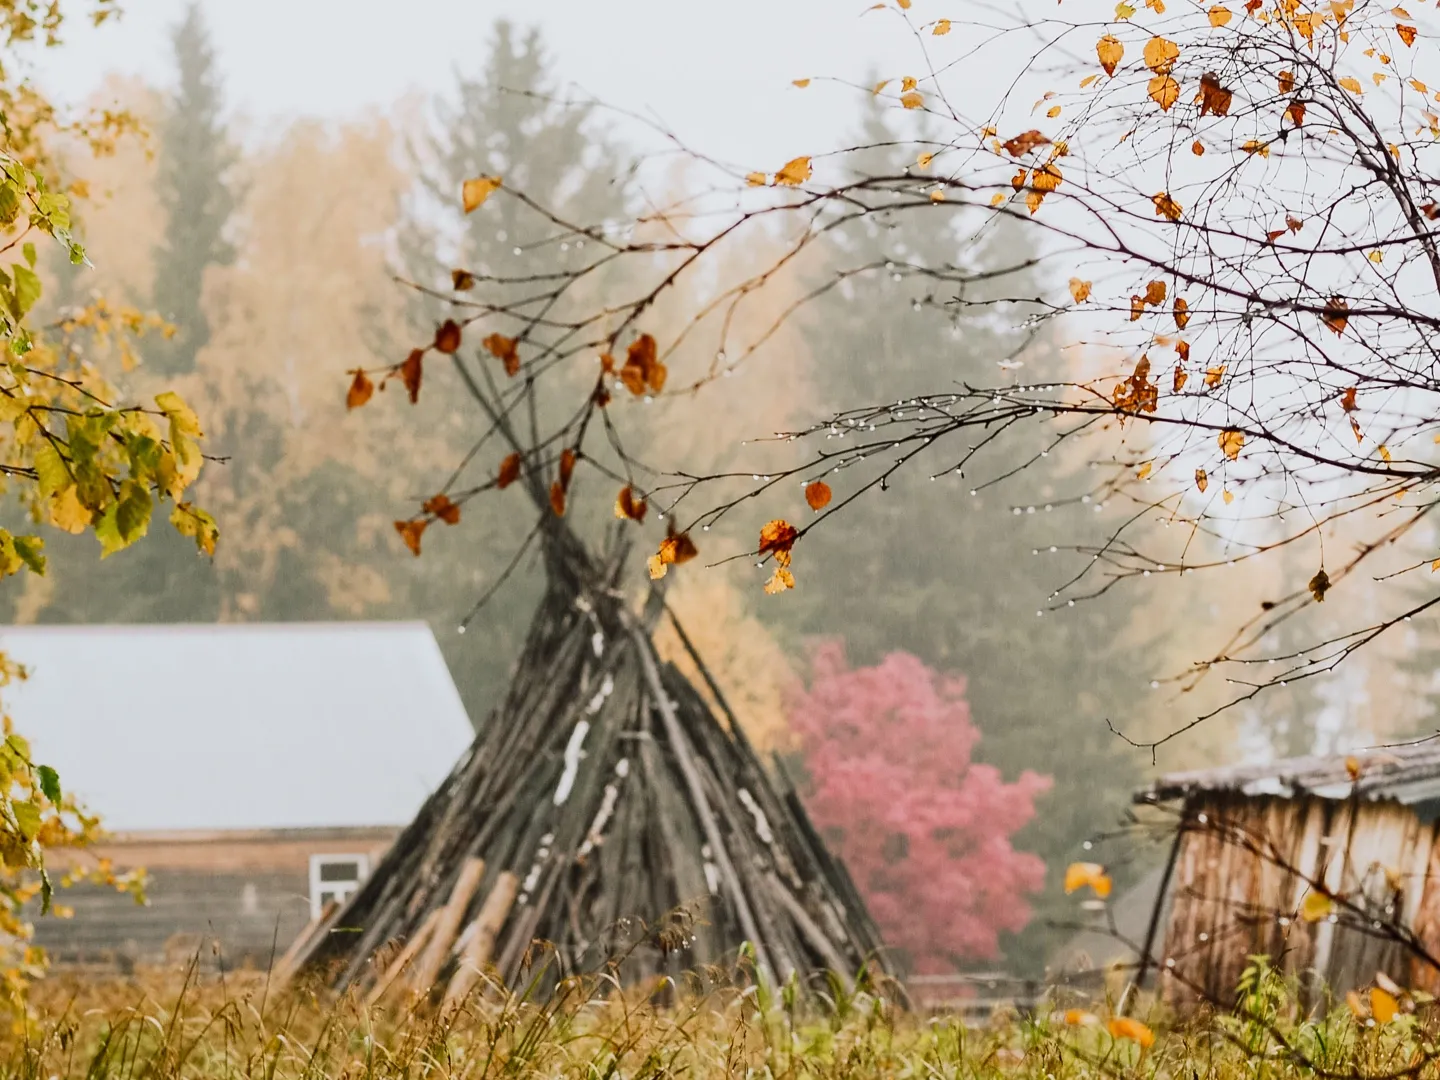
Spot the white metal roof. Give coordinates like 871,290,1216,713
0,622,474,832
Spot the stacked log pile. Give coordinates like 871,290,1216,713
283,515,891,1003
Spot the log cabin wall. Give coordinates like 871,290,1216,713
1159,793,1440,1009
34,827,397,970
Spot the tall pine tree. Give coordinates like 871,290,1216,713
149,2,235,376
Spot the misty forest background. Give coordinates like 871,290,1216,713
17,7,1440,975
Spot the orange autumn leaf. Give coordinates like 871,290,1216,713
559,447,577,490
792,78,811,88
1174,297,1190,329
549,481,566,517
1003,129,1051,157
1107,1018,1155,1048
1323,296,1350,335
395,518,427,556
346,369,374,410
1340,76,1364,94
1197,72,1233,115
746,171,768,186
1279,69,1295,93
1064,861,1113,897
1173,364,1188,392
401,349,424,404
901,90,925,109
1286,99,1306,126
1065,1009,1100,1026
649,523,699,579
1209,4,1233,24
461,175,501,213
775,155,812,185
1219,428,1245,460
483,332,521,376
422,493,461,525
1176,340,1190,362
758,519,799,566
1130,294,1146,322
435,319,462,354
1097,34,1124,76
1372,986,1400,1023
764,566,796,594
1143,36,1179,73
1070,278,1092,303
614,484,648,522
1113,355,1159,414
1397,23,1418,46
496,452,522,490
620,332,666,395
451,268,476,291
933,18,951,34
1341,386,1358,411
1192,139,1205,155
1153,192,1183,220
1144,280,1167,306
1301,890,1334,922
1205,365,1226,387
1195,467,1208,492
1148,74,1181,110
805,480,833,510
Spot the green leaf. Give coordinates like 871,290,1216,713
35,764,59,805
39,866,51,915
12,265,41,319
171,502,218,556
22,242,35,269
13,535,44,576
0,184,20,227
12,799,40,841
33,440,68,499
96,482,152,556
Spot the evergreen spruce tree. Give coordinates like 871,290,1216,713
149,2,235,376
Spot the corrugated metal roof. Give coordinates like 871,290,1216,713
0,622,474,832
1136,741,1440,807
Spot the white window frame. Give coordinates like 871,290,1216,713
308,853,370,920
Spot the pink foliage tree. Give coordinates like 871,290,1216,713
788,641,1051,973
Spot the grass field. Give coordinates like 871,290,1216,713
2,957,1433,1080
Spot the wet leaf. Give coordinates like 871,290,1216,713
746,171,768,186
1397,23,1417,46
346,369,374,410
1173,365,1188,392
1192,139,1205,155
1209,4,1233,24
917,151,935,169
1309,568,1331,601
395,518,427,556
1143,36,1179,74
1144,280,1167,306
484,332,522,376
649,523,699,580
1340,386,1358,412
549,481,566,517
1340,76,1364,95
401,349,424,404
1195,467,1208,492
462,175,502,213
620,333,666,395
1279,69,1295,93
1346,754,1363,779
435,319,462,354
901,90,925,109
1064,861,1113,897
792,78,811,88
1003,129,1051,157
933,18,951,34
1174,298,1190,329
1153,192,1183,220
614,485,648,522
422,493,461,525
451,269,476,291
775,156,813,186
1219,428,1245,459
1205,365,1226,388
1286,99,1306,126
1148,74,1181,110
497,452,522,490
1097,35,1124,76
805,480,833,510
1136,460,1153,480
559,447,577,491
758,519,799,566
1070,278,1092,303
763,566,796,594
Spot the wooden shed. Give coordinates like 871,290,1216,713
1134,744,1440,1008
3,622,474,970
